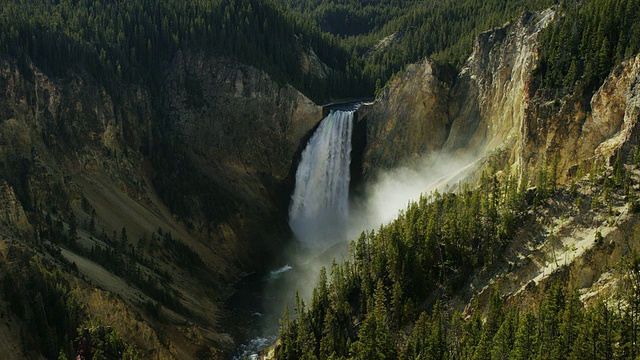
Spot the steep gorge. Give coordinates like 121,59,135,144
271,5,640,357
1,4,639,359
163,51,322,264
0,50,322,357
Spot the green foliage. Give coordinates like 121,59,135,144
0,0,355,101
1,244,80,359
406,301,447,360
277,152,640,359
76,324,140,360
537,0,640,99
1,245,85,358
0,0,635,109
278,0,557,96
279,272,640,360
277,169,528,359
88,229,189,315
0,242,145,359
512,311,537,360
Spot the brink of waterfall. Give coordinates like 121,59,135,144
289,109,354,245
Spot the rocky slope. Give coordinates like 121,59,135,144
1,4,638,358
0,51,321,358
164,51,321,254
357,7,640,318
361,8,640,184
360,57,451,173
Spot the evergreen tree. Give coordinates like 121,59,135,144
558,290,584,359
67,212,78,245
512,311,537,360
350,281,396,359
537,282,565,359
491,308,518,360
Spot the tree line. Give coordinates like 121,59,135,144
276,151,640,359
0,0,353,101
277,165,531,359
2,0,637,104
537,0,640,100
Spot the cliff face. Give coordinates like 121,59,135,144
165,51,321,213
362,8,640,183
0,57,153,224
360,58,451,173
0,180,30,234
0,52,321,357
445,10,555,158
359,7,640,322
361,10,556,175
587,54,640,158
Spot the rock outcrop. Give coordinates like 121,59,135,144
588,54,640,159
358,7,640,322
0,180,31,235
0,51,322,357
165,51,321,212
361,8,640,184
360,58,451,173
446,10,555,158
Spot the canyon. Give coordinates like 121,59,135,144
0,6,639,359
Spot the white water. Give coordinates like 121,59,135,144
234,105,479,359
268,265,293,280
289,110,354,245
233,109,355,360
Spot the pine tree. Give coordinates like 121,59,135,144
491,307,518,360
558,290,584,358
350,281,396,359
463,307,484,359
537,282,565,359
428,301,447,360
406,311,430,359
67,212,78,245
89,208,96,236
512,311,537,360
620,252,640,359
121,226,128,246
293,293,317,360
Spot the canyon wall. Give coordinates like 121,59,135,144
0,53,321,357
361,9,640,184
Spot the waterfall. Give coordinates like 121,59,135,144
289,109,354,245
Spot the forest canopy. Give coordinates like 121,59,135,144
3,0,637,102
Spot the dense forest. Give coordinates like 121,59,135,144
269,0,640,355
2,0,638,103
0,0,350,101
274,0,640,98
275,151,640,359
0,243,142,359
1,0,640,358
537,0,640,99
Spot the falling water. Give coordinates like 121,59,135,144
233,109,355,359
289,109,354,245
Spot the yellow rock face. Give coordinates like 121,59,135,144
361,9,640,186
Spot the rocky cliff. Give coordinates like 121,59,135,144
361,8,640,184
357,7,640,324
164,51,321,240
360,58,451,173
0,52,321,358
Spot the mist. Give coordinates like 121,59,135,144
348,152,480,238
236,144,481,359
257,151,478,334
